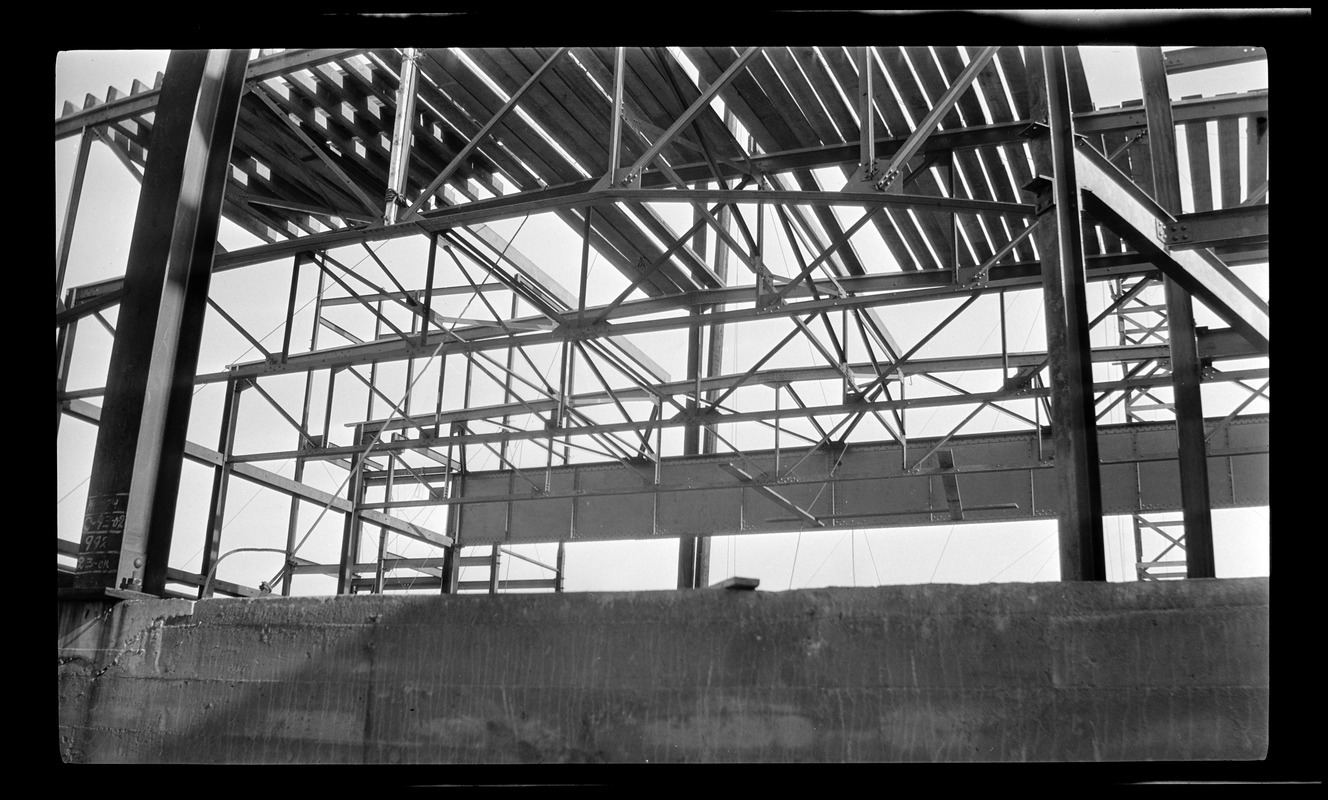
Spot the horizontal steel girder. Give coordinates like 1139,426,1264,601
197,91,1267,273
61,398,451,549
1074,142,1270,352
403,414,1267,545
354,327,1259,435
238,365,1268,464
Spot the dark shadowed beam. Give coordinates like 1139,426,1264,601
1026,46,1106,582
73,50,251,595
1138,47,1215,579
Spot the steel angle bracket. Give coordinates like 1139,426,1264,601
720,462,824,527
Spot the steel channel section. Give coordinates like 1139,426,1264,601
1030,46,1106,581
1139,47,1216,578
199,379,242,598
439,415,1268,545
74,50,250,593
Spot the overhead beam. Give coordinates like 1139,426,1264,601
1074,142,1270,352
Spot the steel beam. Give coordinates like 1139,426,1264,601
1028,46,1106,581
74,49,250,594
1138,47,1216,579
426,414,1269,545
383,48,421,224
1074,143,1269,352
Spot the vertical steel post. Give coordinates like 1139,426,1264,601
74,49,250,594
384,48,420,224
280,254,302,363
199,377,242,598
283,270,325,595
859,47,875,170
1026,46,1106,581
677,306,704,589
336,460,366,594
56,290,80,436
420,234,437,345
608,47,626,185
1137,47,1216,579
56,129,94,302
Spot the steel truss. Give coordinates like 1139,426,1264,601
56,45,1269,596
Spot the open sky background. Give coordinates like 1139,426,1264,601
55,45,1269,596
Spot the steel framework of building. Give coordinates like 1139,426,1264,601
55,41,1269,600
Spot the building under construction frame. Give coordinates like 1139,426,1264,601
56,40,1268,601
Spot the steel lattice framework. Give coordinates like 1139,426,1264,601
56,42,1270,599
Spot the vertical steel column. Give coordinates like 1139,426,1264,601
384,48,420,224
859,46,875,170
280,254,303,363
607,47,626,185
56,290,80,436
336,461,366,594
1026,46,1106,581
677,306,704,589
74,49,249,594
1137,47,1216,578
199,377,243,598
283,270,325,595
56,129,94,302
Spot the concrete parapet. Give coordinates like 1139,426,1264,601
57,578,1269,763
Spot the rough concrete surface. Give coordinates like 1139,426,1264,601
57,577,1269,763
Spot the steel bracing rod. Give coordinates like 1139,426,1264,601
313,258,412,342
246,378,323,447
347,367,429,436
358,242,417,304
614,46,762,187
446,247,516,335
404,47,569,219
651,160,768,278
243,365,1269,466
440,230,563,322
573,340,654,455
1204,378,1270,443
918,373,1039,428
1094,361,1166,421
206,297,274,360
773,206,882,301
250,84,381,217
863,292,985,392
966,219,1042,285
866,46,1000,190
607,47,625,183
593,179,754,324
462,426,547,494
705,321,806,412
56,128,94,301
319,249,452,333
847,306,906,437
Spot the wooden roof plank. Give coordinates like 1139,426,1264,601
896,48,995,267
1216,116,1241,208
1183,119,1214,213
1245,114,1267,204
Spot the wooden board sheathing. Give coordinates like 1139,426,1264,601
1216,116,1241,208
829,45,948,268
652,47,752,167
1184,118,1215,213
620,47,712,167
996,47,1032,121
682,47,866,277
898,47,996,267
265,78,395,210
235,99,372,220
765,47,846,148
1245,113,1267,203
815,46,930,272
337,54,500,204
935,46,1034,265
871,46,963,268
788,46,861,144
418,49,583,188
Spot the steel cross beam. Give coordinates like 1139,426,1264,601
1074,142,1269,352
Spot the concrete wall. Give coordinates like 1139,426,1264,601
58,578,1269,763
